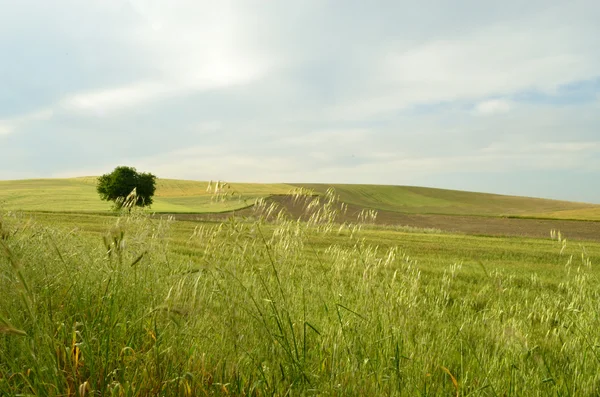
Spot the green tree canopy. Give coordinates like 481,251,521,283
97,166,157,209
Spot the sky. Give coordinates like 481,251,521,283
1,0,600,202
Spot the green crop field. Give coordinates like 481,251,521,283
296,183,600,219
3,192,600,395
532,207,600,221
0,177,295,213
2,178,600,221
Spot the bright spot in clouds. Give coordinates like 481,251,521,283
475,100,512,115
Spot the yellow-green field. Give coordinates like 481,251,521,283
0,177,295,213
532,207,600,221
2,178,600,222
3,202,600,395
296,183,600,219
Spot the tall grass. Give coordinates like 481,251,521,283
1,194,600,395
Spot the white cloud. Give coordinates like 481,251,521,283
109,133,600,185
541,142,600,152
128,145,301,182
331,4,599,120
482,140,600,155
475,99,512,115
27,108,54,121
5,1,276,124
56,51,270,116
125,1,275,96
60,82,168,114
279,129,369,147
0,108,54,136
51,168,108,179
0,123,11,136
195,121,223,133
5,1,598,125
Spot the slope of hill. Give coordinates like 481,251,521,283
1,178,599,220
294,183,600,219
530,207,600,221
0,177,295,213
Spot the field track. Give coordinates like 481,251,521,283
3,178,599,217
3,177,600,240
168,195,600,242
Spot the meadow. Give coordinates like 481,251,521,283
0,177,295,213
298,183,600,219
2,190,600,396
2,177,600,220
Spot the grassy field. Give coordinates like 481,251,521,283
532,207,600,221
0,177,295,213
3,194,600,395
2,178,600,221
296,183,600,219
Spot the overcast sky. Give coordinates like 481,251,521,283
1,1,599,202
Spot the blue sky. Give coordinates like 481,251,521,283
1,1,599,202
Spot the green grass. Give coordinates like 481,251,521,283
3,178,600,221
0,177,295,213
3,195,600,395
532,207,600,221
296,183,600,218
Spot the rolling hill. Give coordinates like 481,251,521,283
294,183,600,220
1,177,599,220
0,177,295,213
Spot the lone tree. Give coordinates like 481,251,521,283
97,166,157,209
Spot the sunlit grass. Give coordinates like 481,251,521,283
2,193,600,395
3,178,600,220
533,207,600,221
0,177,296,213
297,183,600,218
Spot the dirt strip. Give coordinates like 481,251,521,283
164,195,600,242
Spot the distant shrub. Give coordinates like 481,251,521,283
97,166,156,210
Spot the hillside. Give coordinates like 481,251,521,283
294,183,600,219
0,177,295,213
1,178,599,220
